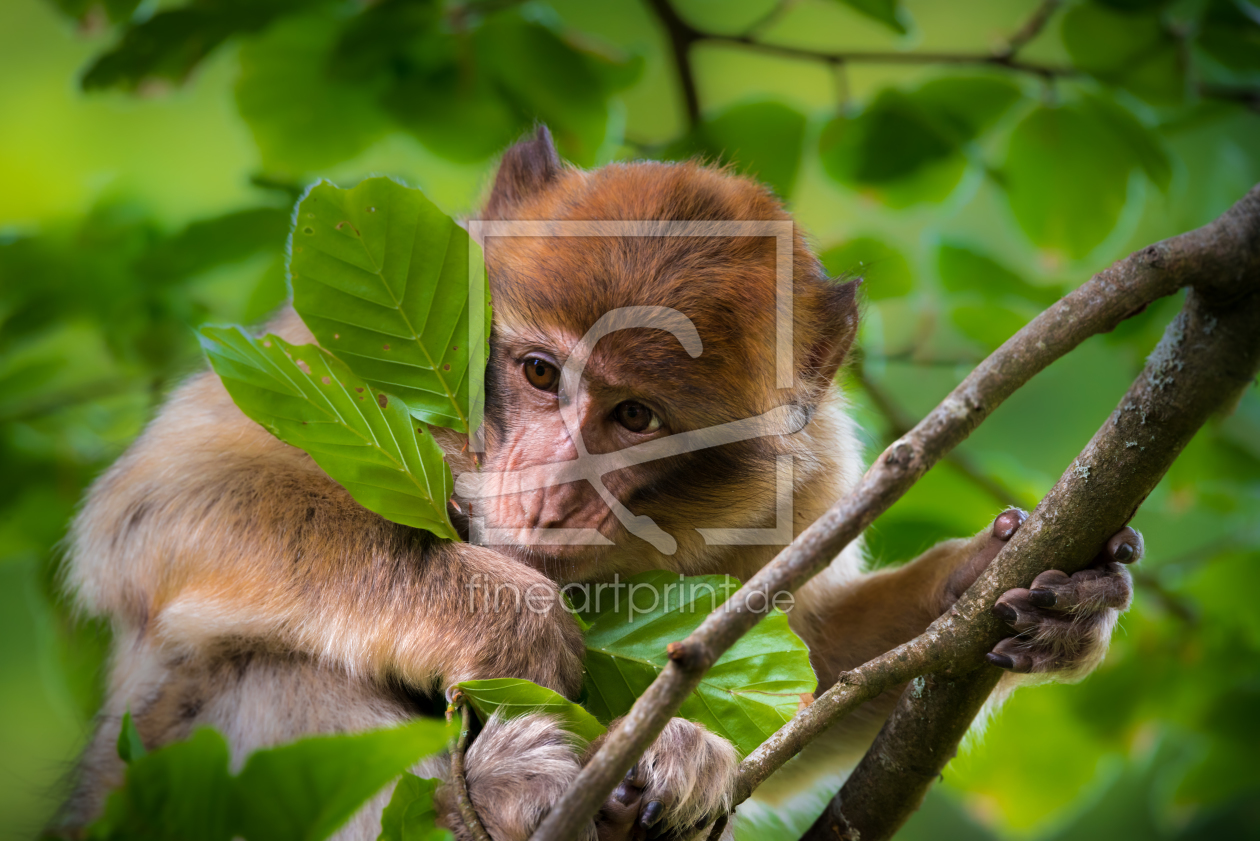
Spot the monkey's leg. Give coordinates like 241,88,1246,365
587,717,739,841
805,509,1141,689
436,712,595,841
751,512,1141,808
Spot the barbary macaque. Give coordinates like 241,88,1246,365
59,127,1141,841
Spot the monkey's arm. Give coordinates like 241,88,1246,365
67,372,585,697
804,510,1139,694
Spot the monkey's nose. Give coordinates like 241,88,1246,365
530,483,598,530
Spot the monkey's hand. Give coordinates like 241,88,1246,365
438,546,588,698
437,715,735,841
946,509,1141,679
592,718,738,841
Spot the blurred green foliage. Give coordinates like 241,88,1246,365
1,0,1259,838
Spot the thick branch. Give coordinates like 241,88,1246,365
527,187,1260,841
809,278,1260,841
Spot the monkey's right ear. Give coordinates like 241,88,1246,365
482,125,562,220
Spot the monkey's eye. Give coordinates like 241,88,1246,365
614,401,661,434
523,356,559,392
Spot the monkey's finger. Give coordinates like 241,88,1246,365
985,638,1036,673
972,509,1028,569
993,592,1079,639
993,588,1035,629
992,508,1028,541
1028,563,1132,614
1104,527,1143,564
642,800,665,831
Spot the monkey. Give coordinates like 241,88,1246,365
57,126,1141,841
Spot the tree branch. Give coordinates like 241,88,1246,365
644,0,702,129
527,184,1260,841
995,0,1062,60
807,275,1260,840
449,693,492,841
850,355,1028,509
706,37,1073,79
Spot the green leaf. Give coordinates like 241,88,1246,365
457,678,607,744
820,237,913,300
117,710,147,763
289,178,489,436
199,326,459,539
236,718,451,841
950,302,1037,352
817,75,1014,203
1197,0,1260,76
474,12,636,166
48,0,141,24
690,100,807,199
378,774,451,841
1077,92,1173,193
136,207,290,283
383,69,525,165
329,0,444,84
1062,3,1186,105
1002,105,1131,259
236,14,392,174
81,0,305,92
911,75,1023,139
819,90,957,187
91,728,235,841
832,0,908,34
579,571,815,758
936,241,1061,307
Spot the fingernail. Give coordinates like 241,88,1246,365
993,603,1018,623
1113,542,1135,562
986,652,1015,670
1028,588,1057,608
625,763,639,782
641,800,664,828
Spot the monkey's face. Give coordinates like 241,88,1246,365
459,134,856,581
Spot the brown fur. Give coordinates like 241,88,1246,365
59,128,1130,840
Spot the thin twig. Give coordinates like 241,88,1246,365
830,58,849,112
995,0,1063,59
1134,569,1199,625
644,0,702,128
526,186,1260,841
739,0,794,39
448,693,492,841
704,37,1074,80
850,356,1028,510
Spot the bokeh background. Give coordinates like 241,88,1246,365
2,0,1259,838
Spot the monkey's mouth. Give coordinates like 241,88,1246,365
495,540,617,583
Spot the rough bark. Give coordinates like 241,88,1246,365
527,187,1260,841
804,279,1260,841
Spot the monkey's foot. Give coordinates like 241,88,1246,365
438,712,596,841
594,718,738,841
984,509,1141,678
